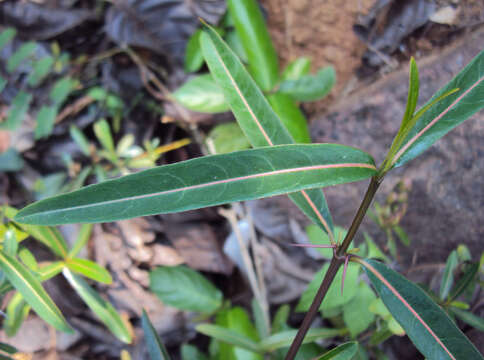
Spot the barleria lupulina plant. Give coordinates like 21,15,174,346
13,21,484,360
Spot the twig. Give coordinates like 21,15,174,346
285,176,381,360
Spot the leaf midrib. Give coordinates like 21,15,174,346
19,162,375,219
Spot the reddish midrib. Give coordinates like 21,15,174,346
393,74,484,165
360,259,456,360
211,34,335,239
30,162,376,217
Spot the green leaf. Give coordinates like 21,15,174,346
267,93,311,143
141,310,171,360
296,262,359,313
1,91,32,130
196,324,261,354
363,232,389,262
0,28,16,51
393,225,410,246
150,265,222,314
18,248,38,271
0,75,6,93
393,50,484,168
226,0,278,91
15,144,376,225
181,344,208,360
49,77,76,105
258,328,345,353
35,105,58,140
173,74,229,113
450,307,484,332
28,56,54,87
315,342,359,360
185,29,204,73
359,258,483,360
201,24,335,237
93,118,115,153
282,57,312,80
4,206,68,258
343,282,377,338
4,292,30,337
68,223,93,258
401,58,420,132
0,250,71,332
251,298,270,339
448,263,479,303
207,122,251,154
66,258,112,284
0,149,24,172
70,125,91,156
225,30,248,63
278,67,336,102
0,342,17,355
7,42,37,73
214,306,262,359
440,250,458,300
3,230,18,257
37,261,64,281
271,305,290,334
62,268,132,343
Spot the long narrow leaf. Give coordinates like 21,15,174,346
66,258,112,284
141,310,171,360
226,0,279,91
15,144,376,225
440,250,458,300
357,258,483,360
63,269,131,343
0,250,71,332
392,50,484,168
200,24,335,237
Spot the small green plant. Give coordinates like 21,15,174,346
0,206,131,343
0,28,78,142
173,0,335,153
12,5,484,360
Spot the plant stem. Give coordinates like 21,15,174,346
285,176,381,360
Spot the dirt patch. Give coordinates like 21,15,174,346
261,0,375,113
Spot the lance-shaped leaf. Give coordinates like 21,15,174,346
278,67,336,102
200,23,335,237
0,250,71,332
66,258,112,284
440,250,458,300
62,268,132,343
141,310,171,360
226,0,279,91
15,144,376,225
357,258,483,360
392,50,484,168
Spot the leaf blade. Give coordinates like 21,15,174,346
200,24,335,236
66,258,112,284
150,265,222,314
62,268,132,343
141,310,171,360
315,341,359,360
15,144,376,225
0,250,71,332
359,258,483,360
